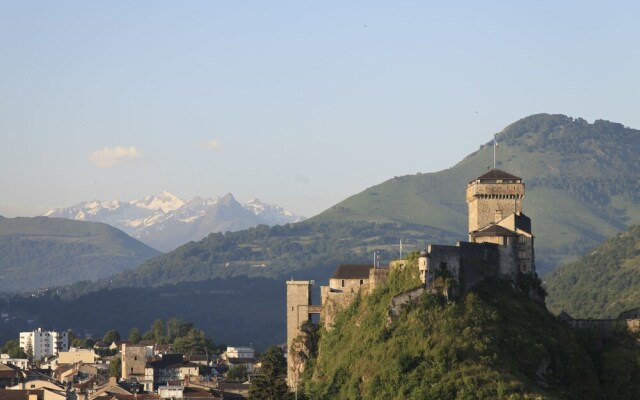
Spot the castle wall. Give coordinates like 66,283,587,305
498,237,519,277
566,318,640,334
320,288,359,329
329,277,368,292
425,244,461,285
458,242,501,292
368,268,390,294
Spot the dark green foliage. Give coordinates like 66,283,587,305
0,216,159,292
1,339,26,358
109,357,121,378
173,327,213,355
128,327,141,344
249,346,292,400
545,224,640,318
94,221,456,290
102,329,121,345
303,262,640,399
227,365,248,382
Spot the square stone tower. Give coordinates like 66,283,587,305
286,280,313,388
466,169,525,237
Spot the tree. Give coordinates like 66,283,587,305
128,327,141,344
145,319,165,343
103,329,121,345
25,340,34,364
1,339,27,358
109,356,122,378
173,328,213,356
249,346,292,400
227,365,248,382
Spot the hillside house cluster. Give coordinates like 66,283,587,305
1,334,263,400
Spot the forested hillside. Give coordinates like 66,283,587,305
545,224,640,318
0,216,160,292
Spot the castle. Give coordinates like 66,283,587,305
286,168,538,387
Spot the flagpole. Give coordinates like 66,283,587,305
493,134,497,169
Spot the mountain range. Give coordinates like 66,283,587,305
44,192,305,252
90,113,640,292
3,113,640,352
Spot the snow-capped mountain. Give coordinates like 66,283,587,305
44,192,305,252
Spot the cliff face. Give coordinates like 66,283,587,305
288,321,319,390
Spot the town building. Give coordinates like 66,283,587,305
19,329,68,361
57,347,96,365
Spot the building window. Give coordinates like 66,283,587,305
341,280,345,287
134,356,137,361
359,279,364,285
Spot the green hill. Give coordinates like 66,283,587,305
314,114,640,273
0,216,160,292
95,113,640,291
544,224,640,318
301,260,640,399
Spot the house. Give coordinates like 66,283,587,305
157,386,222,399
0,354,29,370
0,389,44,400
58,347,96,365
143,354,199,391
88,377,134,400
0,363,25,388
185,355,210,366
7,379,64,392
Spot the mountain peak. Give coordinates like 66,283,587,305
133,191,185,213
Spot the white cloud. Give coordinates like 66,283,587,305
89,146,142,168
202,139,221,150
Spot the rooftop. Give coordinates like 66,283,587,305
472,224,517,237
472,168,522,183
330,264,373,280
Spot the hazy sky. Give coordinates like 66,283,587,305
1,1,639,218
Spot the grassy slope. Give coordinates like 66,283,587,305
304,260,640,400
0,216,160,292
545,224,640,318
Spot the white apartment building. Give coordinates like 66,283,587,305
19,328,69,360
224,346,255,359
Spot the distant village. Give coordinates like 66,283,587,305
0,327,270,400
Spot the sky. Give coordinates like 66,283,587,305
1,1,639,218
